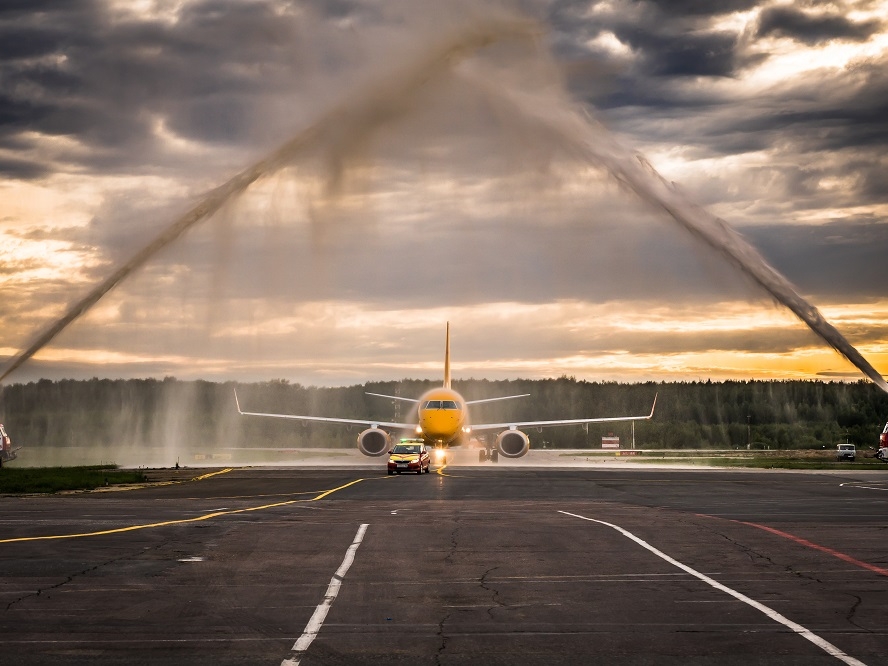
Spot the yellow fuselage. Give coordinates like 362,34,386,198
416,388,467,444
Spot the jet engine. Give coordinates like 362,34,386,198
357,428,391,457
495,429,530,458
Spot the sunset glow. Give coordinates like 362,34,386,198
1,1,886,387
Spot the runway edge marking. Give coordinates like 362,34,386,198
281,523,369,666
0,476,371,544
732,520,888,578
559,511,867,666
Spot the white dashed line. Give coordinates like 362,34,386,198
559,511,867,666
280,523,369,666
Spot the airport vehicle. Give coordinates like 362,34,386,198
235,323,657,463
388,439,431,475
835,443,856,462
876,422,888,461
0,424,20,467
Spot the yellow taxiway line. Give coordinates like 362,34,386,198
90,467,235,493
0,476,371,545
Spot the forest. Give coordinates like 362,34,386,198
2,376,887,453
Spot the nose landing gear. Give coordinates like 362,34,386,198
478,448,499,463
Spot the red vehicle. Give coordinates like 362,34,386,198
387,440,431,475
877,422,888,462
0,424,20,467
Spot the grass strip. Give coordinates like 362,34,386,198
0,465,147,494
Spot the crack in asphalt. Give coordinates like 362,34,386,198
444,517,460,566
4,545,162,612
845,593,865,630
480,565,504,619
435,610,452,666
437,515,462,664
714,529,779,568
714,528,830,585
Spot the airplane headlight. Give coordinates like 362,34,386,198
415,426,423,434
434,449,445,461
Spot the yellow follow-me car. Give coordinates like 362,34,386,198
387,439,431,475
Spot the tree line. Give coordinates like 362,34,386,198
1,377,887,452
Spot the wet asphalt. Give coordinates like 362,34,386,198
1,457,887,665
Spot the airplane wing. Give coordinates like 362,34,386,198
368,392,529,405
470,394,657,431
465,394,530,405
234,390,416,430
365,392,419,403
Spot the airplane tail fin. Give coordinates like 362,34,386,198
444,322,451,389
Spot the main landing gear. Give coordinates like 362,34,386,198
478,448,499,463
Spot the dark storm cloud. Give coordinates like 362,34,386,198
301,0,366,19
545,0,770,129
0,26,68,60
860,164,888,202
756,6,883,45
567,21,888,222
635,0,759,16
0,156,49,179
0,0,327,177
719,52,888,151
0,0,88,12
746,221,888,299
548,0,761,81
615,28,739,77
545,0,888,181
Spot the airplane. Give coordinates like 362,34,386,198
234,323,657,463
0,423,21,467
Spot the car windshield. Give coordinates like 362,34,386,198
392,445,422,455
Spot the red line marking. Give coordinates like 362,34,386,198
737,520,888,578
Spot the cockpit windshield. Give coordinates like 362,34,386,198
423,400,459,410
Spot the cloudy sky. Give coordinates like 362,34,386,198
1,0,886,387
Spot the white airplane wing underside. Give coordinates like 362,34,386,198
470,394,658,431
235,390,415,430
365,392,419,403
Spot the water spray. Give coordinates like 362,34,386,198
0,15,540,384
2,11,884,395
456,65,888,393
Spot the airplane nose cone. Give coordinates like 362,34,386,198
420,411,461,438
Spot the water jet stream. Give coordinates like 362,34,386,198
459,71,888,393
2,13,884,394
0,15,539,384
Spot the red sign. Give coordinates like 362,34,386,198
601,436,620,449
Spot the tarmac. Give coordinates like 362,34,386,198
1,451,886,665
